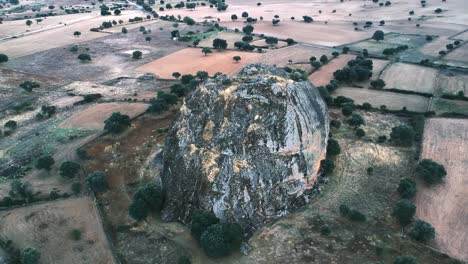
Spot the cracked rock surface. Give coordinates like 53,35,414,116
160,64,329,232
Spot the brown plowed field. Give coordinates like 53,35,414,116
135,48,261,78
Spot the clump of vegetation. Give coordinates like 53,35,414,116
0,53,8,63
333,56,373,83
129,183,163,221
70,229,82,241
416,159,446,185
132,50,142,59
21,247,40,264
410,220,435,242
339,205,366,222
190,210,243,257
394,256,417,264
86,171,108,193
398,178,417,198
36,155,55,171
370,79,386,89
104,112,131,134
393,199,416,226
390,125,414,147
327,139,341,156
347,113,365,128
148,91,178,113
78,53,92,62
19,81,40,92
59,161,81,178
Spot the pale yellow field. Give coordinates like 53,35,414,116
381,62,438,94
60,102,149,130
0,10,148,58
0,197,115,264
333,87,430,112
416,118,468,262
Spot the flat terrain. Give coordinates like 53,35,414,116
136,48,262,78
258,44,332,67
220,21,370,47
0,10,149,58
0,197,114,264
416,118,468,262
308,54,355,87
444,42,468,63
198,31,259,49
429,98,468,115
334,88,429,112
60,102,148,130
381,62,438,94
435,69,468,96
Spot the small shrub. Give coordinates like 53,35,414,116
70,229,82,240
356,128,365,138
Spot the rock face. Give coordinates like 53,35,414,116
160,64,329,232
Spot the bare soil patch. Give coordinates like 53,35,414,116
416,118,468,261
60,102,148,131
381,62,438,94
334,88,429,112
135,48,261,78
307,54,355,87
0,197,114,264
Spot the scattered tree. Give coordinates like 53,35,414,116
0,54,8,63
26,20,33,26
36,155,55,171
132,50,142,59
129,183,163,221
327,138,341,156
86,171,108,192
73,31,81,37
213,38,228,50
172,72,181,79
202,47,212,56
390,125,414,147
78,53,92,62
393,199,416,225
370,79,386,89
4,120,17,129
372,30,385,41
59,161,81,178
347,113,365,128
104,112,131,133
398,178,417,198
410,220,435,242
233,56,241,63
416,159,447,184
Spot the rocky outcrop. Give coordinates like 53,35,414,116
160,64,329,232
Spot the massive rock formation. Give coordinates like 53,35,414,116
160,64,329,232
